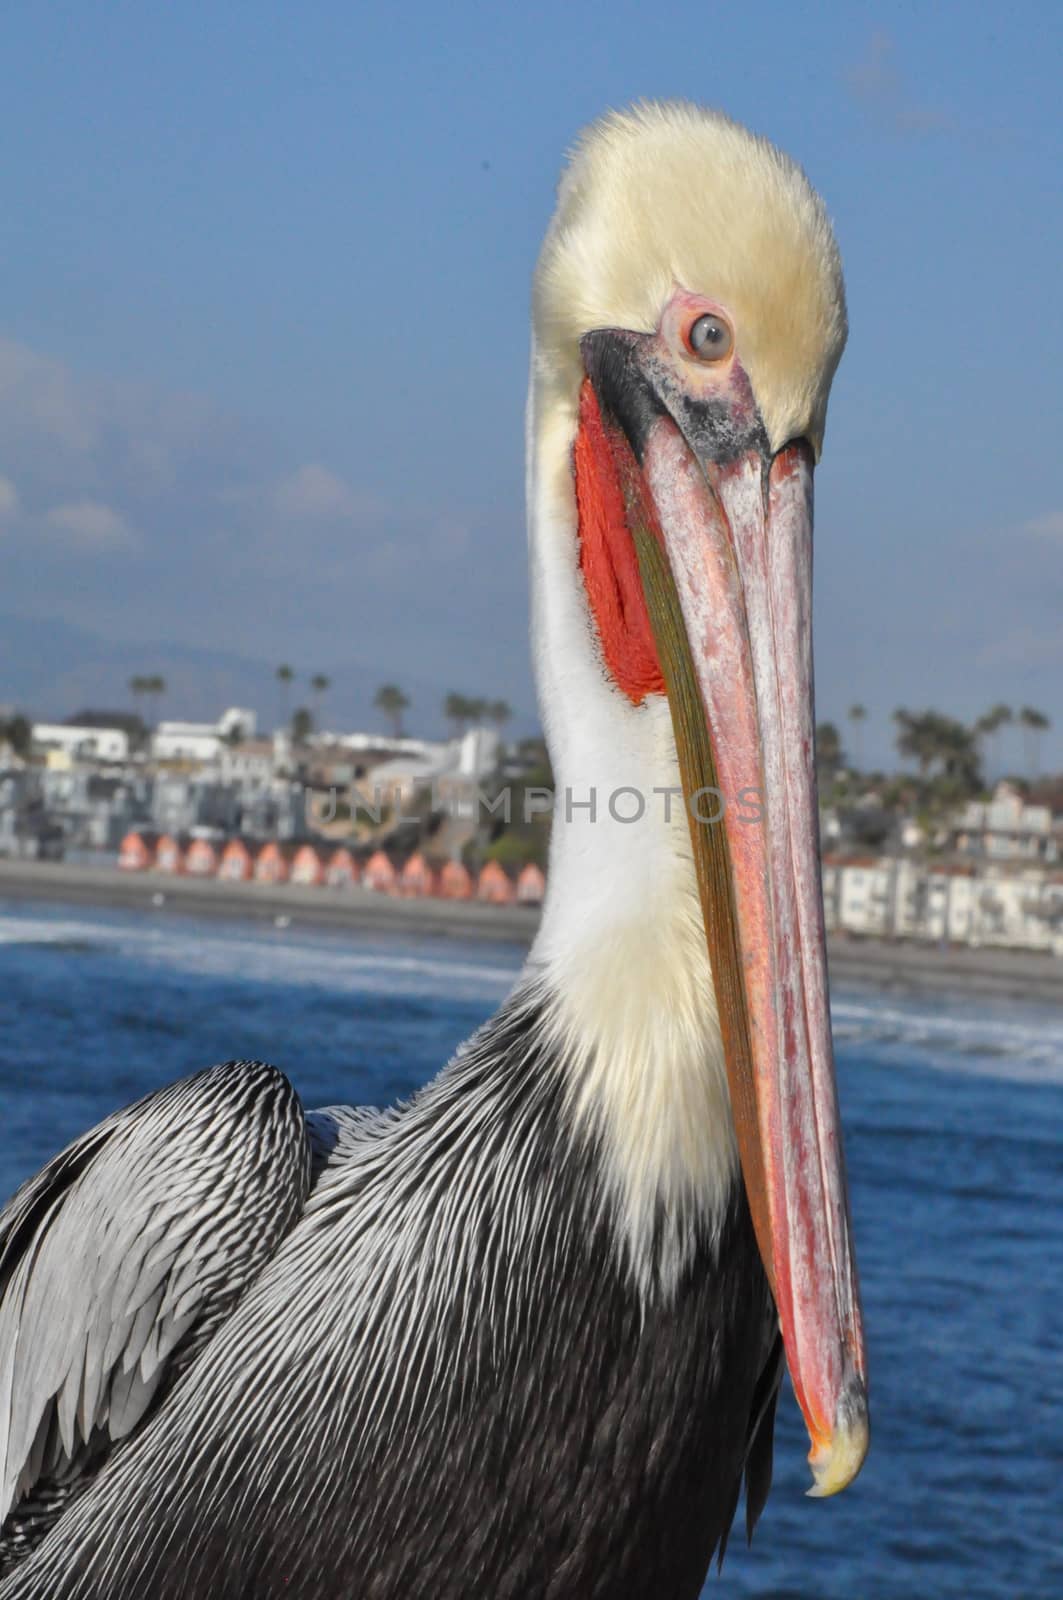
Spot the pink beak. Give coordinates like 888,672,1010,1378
640,419,868,1494
577,333,869,1495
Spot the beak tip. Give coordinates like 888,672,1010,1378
805,1374,870,1499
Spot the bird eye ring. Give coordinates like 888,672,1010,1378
686,312,733,362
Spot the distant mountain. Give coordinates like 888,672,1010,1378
0,613,536,740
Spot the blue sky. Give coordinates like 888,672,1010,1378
1,1,1061,768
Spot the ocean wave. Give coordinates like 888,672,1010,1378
0,911,520,1004
4,910,1062,1085
831,992,1063,1085
0,915,108,952
135,933,522,1002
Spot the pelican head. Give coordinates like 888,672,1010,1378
527,102,868,1497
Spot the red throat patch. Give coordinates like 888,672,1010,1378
573,379,665,704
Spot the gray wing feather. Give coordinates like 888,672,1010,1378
0,1060,311,1533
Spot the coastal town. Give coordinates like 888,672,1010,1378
0,685,1061,956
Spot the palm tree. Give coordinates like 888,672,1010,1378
847,703,867,770
276,664,295,732
488,699,512,733
893,708,939,778
291,706,314,745
815,721,844,785
374,683,410,739
1019,707,1051,777
444,692,471,737
467,698,489,727
893,708,982,798
975,703,1013,778
0,713,31,758
310,674,330,730
935,719,982,792
974,710,996,771
145,674,166,726
131,675,165,726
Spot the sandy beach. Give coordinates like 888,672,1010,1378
2,858,1061,1007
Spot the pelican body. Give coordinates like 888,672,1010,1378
0,104,867,1599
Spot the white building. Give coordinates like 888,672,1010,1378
152,707,257,764
954,782,1057,863
33,722,130,763
217,739,277,788
822,857,900,937
356,729,501,816
823,852,1063,954
330,732,431,758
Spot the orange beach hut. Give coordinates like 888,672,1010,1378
325,846,359,888
184,837,221,877
218,838,256,882
291,843,326,886
398,852,437,898
516,862,546,905
437,860,473,900
477,860,516,905
155,834,185,875
363,850,397,894
254,841,292,884
117,829,158,871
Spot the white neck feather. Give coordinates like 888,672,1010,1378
522,355,738,1298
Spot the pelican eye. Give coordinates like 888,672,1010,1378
687,313,733,361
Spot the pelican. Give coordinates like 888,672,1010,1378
0,102,867,1598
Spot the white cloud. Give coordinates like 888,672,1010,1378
0,334,513,678
1022,510,1063,541
271,463,363,520
220,462,379,530
0,474,17,520
0,339,100,453
46,499,136,551
844,33,951,138
0,336,242,506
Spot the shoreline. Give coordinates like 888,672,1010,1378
0,859,537,944
2,859,1062,1006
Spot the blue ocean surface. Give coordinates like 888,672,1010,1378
1,896,1061,1599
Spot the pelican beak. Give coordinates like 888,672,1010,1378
581,331,869,1496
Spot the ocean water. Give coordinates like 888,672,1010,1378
1,896,1061,1599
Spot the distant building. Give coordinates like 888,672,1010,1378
217,738,277,787
823,851,1063,955
33,714,134,764
822,856,898,937
37,767,152,851
332,733,432,760
362,751,451,813
354,729,500,818
952,782,1058,864
152,776,242,837
0,770,64,859
152,707,257,764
